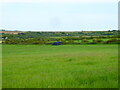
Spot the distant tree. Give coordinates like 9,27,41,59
1,29,5,31
82,39,88,43
92,38,103,44
106,38,118,44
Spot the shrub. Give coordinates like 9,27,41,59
105,38,119,44
92,38,103,44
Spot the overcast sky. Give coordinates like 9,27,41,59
0,0,119,31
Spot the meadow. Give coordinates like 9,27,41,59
2,44,118,88
0,44,2,89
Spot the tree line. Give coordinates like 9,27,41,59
2,36,119,45
2,30,119,45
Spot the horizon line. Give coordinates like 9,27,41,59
0,29,118,32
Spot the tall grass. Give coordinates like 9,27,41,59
2,44,118,88
0,44,2,89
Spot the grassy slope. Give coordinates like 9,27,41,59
2,45,118,88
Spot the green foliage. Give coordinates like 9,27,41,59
82,39,89,43
106,38,119,44
2,30,119,45
92,38,103,44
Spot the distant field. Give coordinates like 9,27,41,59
2,44,118,88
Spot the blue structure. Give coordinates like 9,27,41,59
52,42,62,45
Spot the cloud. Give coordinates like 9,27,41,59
0,0,119,3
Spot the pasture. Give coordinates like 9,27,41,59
0,44,2,89
2,44,118,88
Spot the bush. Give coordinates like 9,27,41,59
92,38,103,44
105,38,119,44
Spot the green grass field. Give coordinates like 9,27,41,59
2,44,118,88
0,44,2,89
